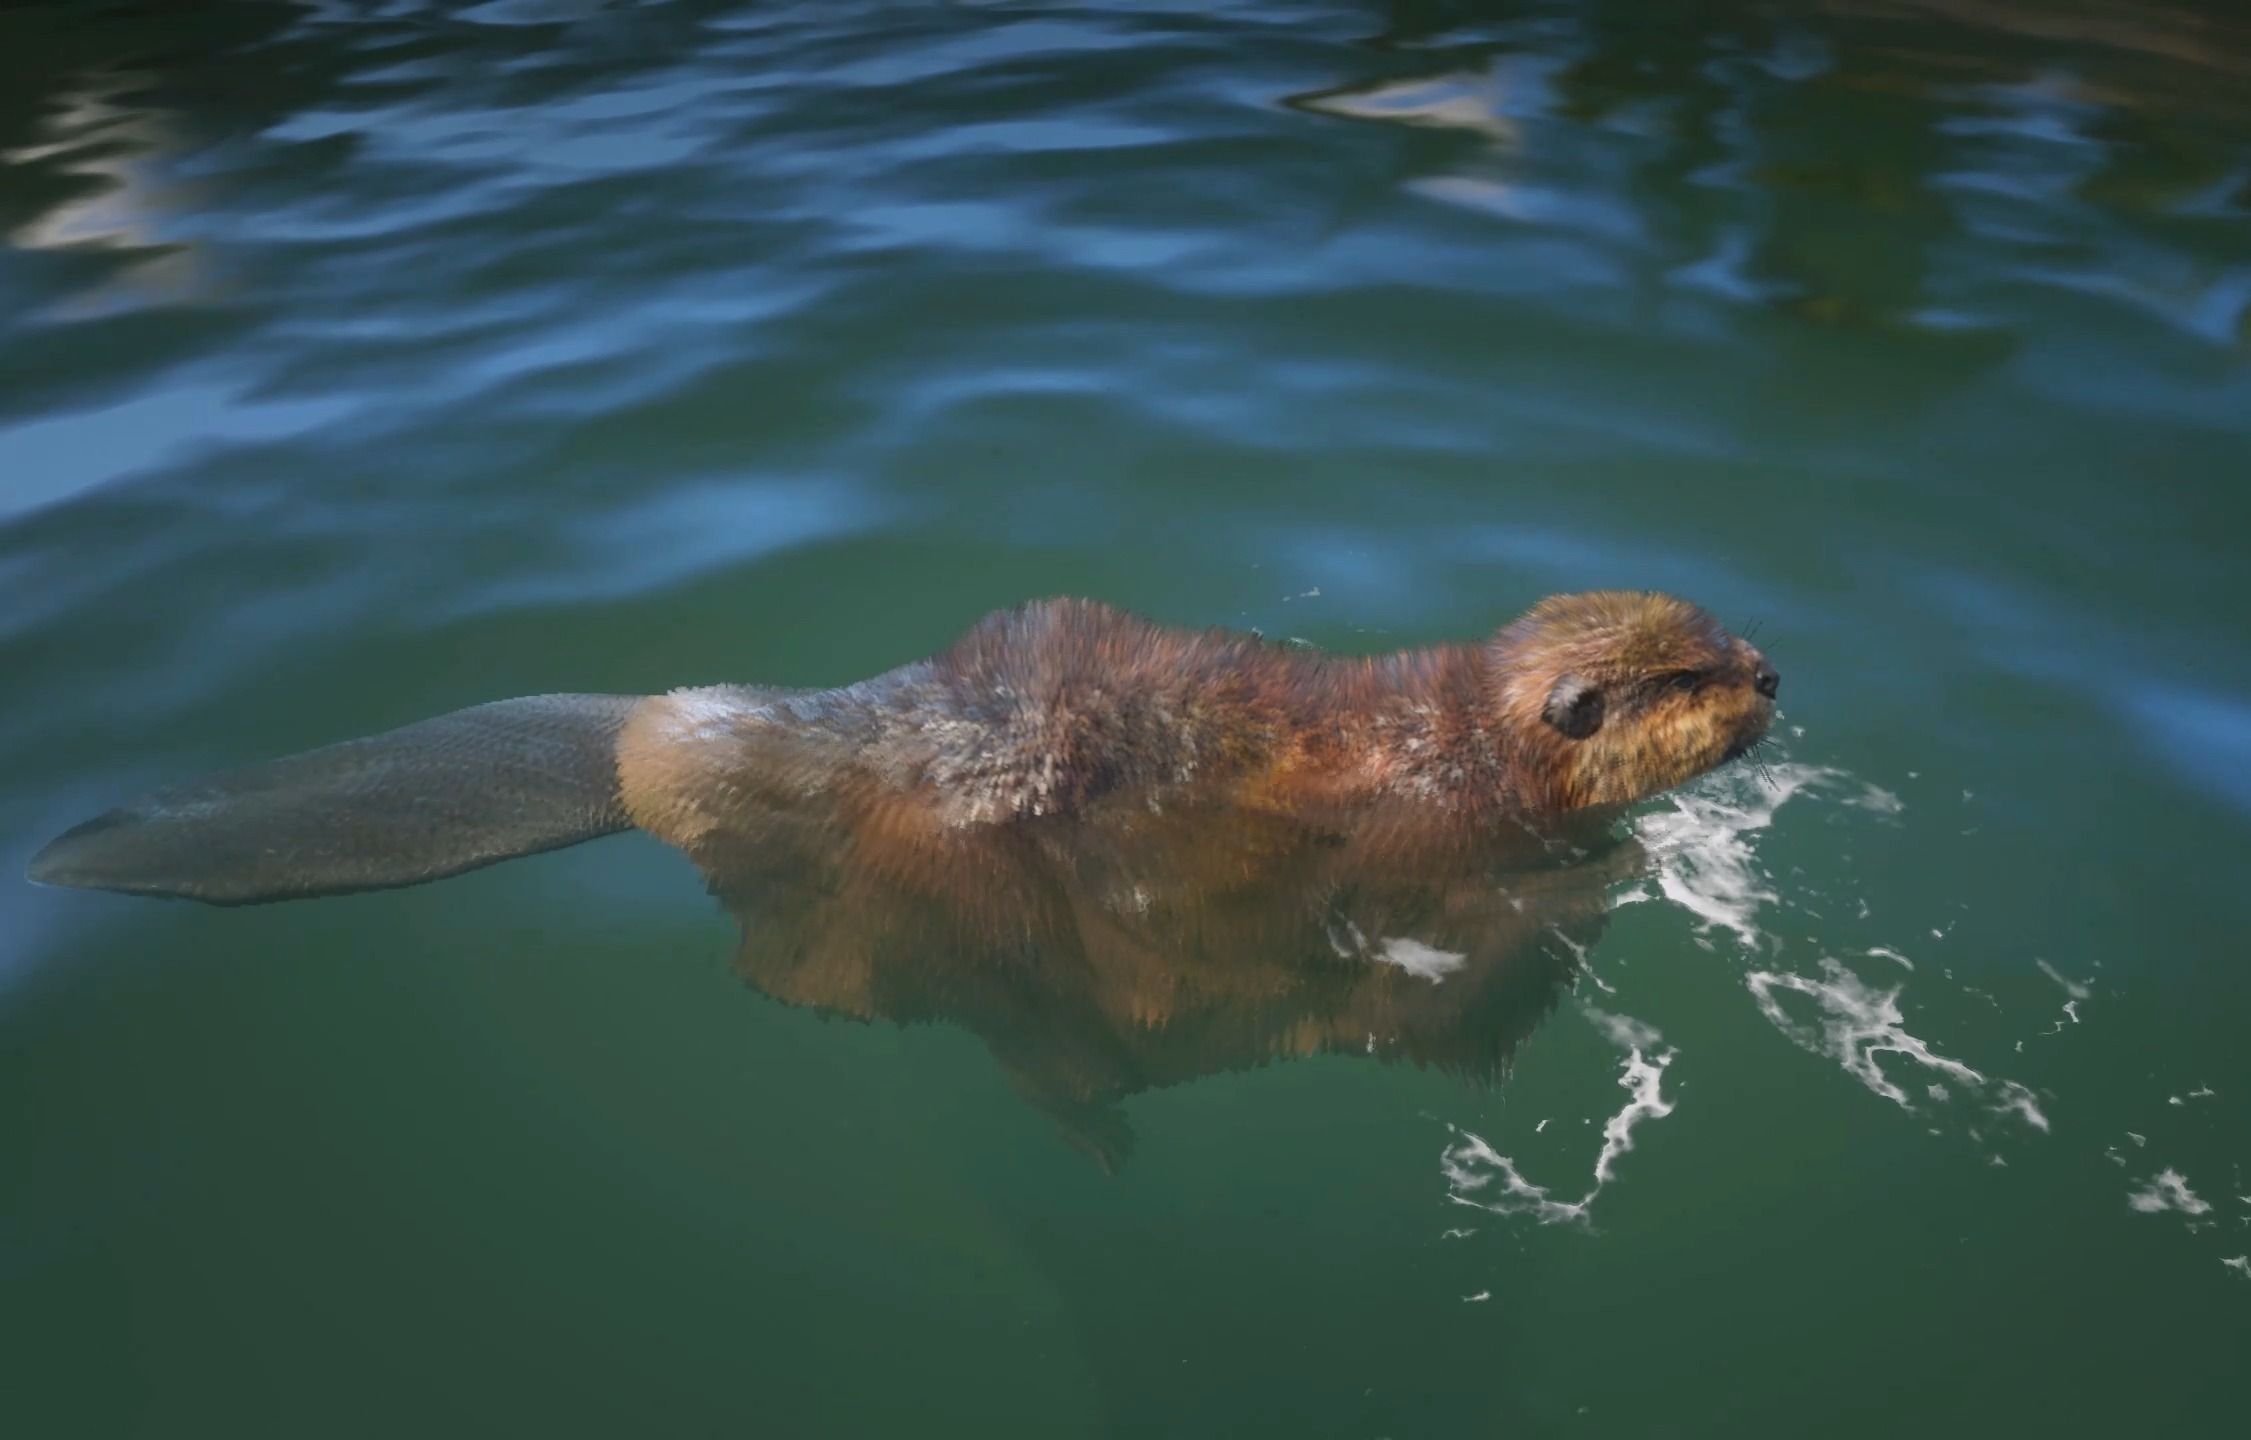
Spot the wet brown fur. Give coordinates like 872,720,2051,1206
616,590,1776,866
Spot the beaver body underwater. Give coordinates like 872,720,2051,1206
28,590,1778,906
717,797,1652,1170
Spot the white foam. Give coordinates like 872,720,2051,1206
1623,761,2059,1156
1440,1131,1592,1226
1374,937,1467,984
2128,1170,2212,1217
1624,762,1910,950
1745,958,2047,1132
2223,1256,2250,1280
1586,1007,1663,1053
1588,1027,1676,1186
2035,959,2091,1001
1991,1080,2051,1134
2029,959,2092,1035
1845,785,1905,815
1441,1008,1676,1227
1746,959,1980,1103
1544,924,1597,973
1624,763,1838,947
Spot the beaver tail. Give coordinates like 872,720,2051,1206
27,694,644,905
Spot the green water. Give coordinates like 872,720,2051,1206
5,0,2250,1434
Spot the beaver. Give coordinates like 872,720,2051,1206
27,590,1777,905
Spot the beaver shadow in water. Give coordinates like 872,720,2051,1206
700,804,1645,1171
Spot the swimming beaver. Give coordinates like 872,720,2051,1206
26,590,1777,905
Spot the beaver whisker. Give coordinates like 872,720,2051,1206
1744,733,1778,789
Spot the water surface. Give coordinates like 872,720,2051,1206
4,1,2249,1435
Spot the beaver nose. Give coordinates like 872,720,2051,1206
1754,663,1780,699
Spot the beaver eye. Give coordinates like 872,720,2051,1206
1667,671,1702,694
1542,673,1605,739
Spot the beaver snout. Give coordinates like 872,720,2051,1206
1754,662,1780,699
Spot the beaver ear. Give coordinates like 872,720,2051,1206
1541,673,1605,740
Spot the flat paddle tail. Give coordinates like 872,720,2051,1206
29,693,644,905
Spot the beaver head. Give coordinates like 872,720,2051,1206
1488,591,1779,811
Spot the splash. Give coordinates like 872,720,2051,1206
2035,959,2091,1000
1583,1009,1677,1185
1745,959,2048,1133
2128,1170,2212,1217
1626,761,2049,1143
1373,937,1468,984
1619,762,1850,949
1990,1080,2051,1134
1441,1007,1676,1227
1612,743,2240,1297
2033,959,2092,1033
1440,1131,1591,1226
